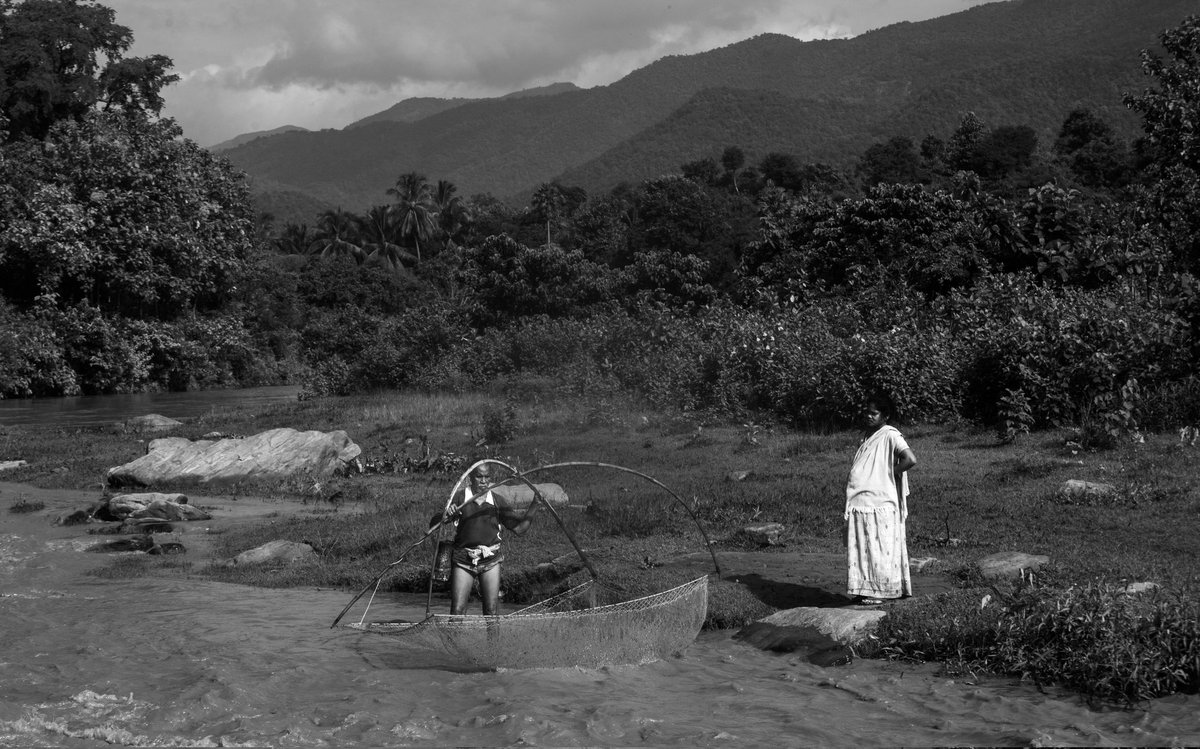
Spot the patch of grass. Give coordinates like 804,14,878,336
9,497,45,513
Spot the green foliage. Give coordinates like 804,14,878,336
949,273,1186,428
873,579,1200,704
996,388,1034,444
458,235,619,327
0,0,177,141
0,111,256,318
479,398,519,445
9,497,45,513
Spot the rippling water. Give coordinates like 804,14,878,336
2,483,1197,747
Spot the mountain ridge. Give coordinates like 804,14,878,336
219,0,1195,220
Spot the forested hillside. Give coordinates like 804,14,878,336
5,0,1200,455
221,0,1194,216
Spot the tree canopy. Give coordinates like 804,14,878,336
0,0,177,142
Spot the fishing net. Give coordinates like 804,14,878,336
347,576,708,669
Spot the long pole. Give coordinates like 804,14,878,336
329,520,445,629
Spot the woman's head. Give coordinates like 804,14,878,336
863,393,896,428
469,463,494,490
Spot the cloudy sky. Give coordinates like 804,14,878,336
104,0,995,147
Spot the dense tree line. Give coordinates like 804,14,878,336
2,1,1199,442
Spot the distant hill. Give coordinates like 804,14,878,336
345,97,474,129
219,0,1195,213
500,82,582,99
208,125,308,152
342,82,582,131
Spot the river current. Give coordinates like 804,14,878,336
1,481,1197,747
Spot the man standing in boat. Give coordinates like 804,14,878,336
436,463,539,615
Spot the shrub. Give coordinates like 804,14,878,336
871,578,1200,705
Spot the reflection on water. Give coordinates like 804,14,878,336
1,483,1198,747
0,386,301,429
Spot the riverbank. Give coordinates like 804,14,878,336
3,389,1199,703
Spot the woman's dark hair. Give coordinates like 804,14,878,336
865,392,897,420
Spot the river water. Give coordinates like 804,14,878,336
1,483,1197,747
0,386,301,429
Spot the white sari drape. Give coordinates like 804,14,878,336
845,426,911,599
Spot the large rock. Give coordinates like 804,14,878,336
99,493,211,522
978,551,1050,580
489,482,569,509
229,540,317,566
755,606,887,644
106,428,362,487
736,606,886,665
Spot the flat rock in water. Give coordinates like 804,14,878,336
978,551,1050,580
105,428,362,487
751,606,888,645
230,540,317,566
734,620,854,666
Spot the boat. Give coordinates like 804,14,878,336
346,576,709,669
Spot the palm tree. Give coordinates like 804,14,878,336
361,204,417,272
531,182,565,246
434,179,471,251
308,208,365,263
273,221,315,256
387,172,436,262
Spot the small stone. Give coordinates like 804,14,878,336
909,556,937,572
741,523,784,546
1058,479,1117,502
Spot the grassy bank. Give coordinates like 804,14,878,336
4,388,1199,702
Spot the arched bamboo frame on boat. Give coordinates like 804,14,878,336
520,461,722,577
332,459,720,628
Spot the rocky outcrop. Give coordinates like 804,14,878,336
228,540,317,566
106,428,362,488
96,493,212,522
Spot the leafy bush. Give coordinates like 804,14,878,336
871,578,1200,705
949,273,1187,430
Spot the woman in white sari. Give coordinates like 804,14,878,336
845,396,917,605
